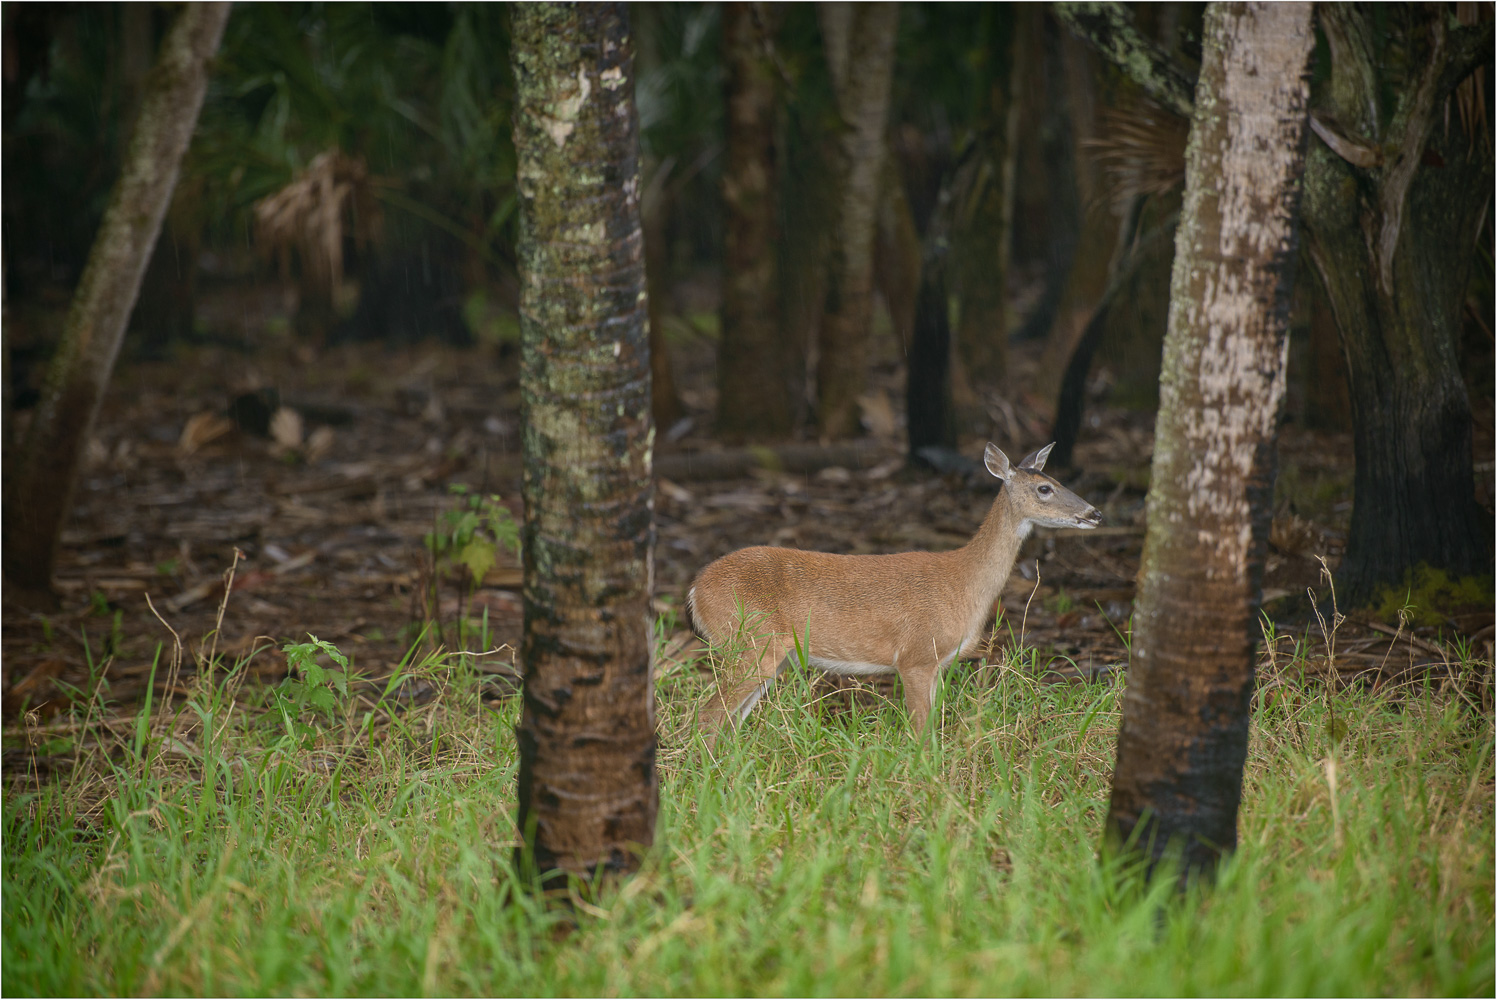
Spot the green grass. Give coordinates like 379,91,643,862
3,631,1492,996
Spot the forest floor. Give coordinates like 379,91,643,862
2,281,1493,776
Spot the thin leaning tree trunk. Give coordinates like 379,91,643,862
2,3,229,599
1105,1,1314,877
511,2,658,886
815,1,899,439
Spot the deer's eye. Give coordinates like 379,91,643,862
1038,484,1053,497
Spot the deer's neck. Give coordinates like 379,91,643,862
960,489,1031,606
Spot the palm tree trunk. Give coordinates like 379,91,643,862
1300,5,1494,603
1056,1,1496,606
717,2,792,442
510,2,658,887
1105,1,1314,877
815,2,899,439
2,2,228,601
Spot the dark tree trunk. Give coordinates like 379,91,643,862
1057,1,1496,607
950,7,1017,393
643,187,685,431
1301,5,1494,603
1035,35,1117,409
717,2,792,442
815,2,899,439
951,153,1011,391
906,259,955,457
634,5,686,434
874,150,920,357
511,2,658,886
1106,1,1314,877
2,2,228,600
1010,7,1082,343
1049,207,1178,470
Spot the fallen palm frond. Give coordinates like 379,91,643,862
253,149,381,308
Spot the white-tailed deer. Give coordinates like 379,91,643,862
688,442,1101,743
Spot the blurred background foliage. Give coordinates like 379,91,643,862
3,2,1489,459
4,2,1040,357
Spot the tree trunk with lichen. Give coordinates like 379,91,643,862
717,2,793,442
2,2,228,601
1106,2,1314,877
1300,4,1494,604
815,2,898,439
511,2,658,886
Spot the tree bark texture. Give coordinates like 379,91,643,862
2,2,228,596
511,2,658,883
1106,2,1314,875
717,2,793,442
1300,5,1494,602
815,2,899,439
1053,2,1197,119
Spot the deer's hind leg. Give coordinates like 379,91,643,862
698,630,795,747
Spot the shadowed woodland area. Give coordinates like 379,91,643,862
1,3,1493,994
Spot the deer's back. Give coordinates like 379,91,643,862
686,545,967,658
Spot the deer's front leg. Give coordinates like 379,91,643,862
895,648,944,736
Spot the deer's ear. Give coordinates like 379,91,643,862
1020,443,1055,472
984,443,1013,481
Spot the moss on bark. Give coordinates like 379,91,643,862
511,2,658,884
1106,1,1315,878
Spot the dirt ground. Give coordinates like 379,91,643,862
3,280,1492,755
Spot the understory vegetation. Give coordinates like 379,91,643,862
3,619,1492,997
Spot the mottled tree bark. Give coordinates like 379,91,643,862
511,3,658,885
1300,6,1494,602
1053,2,1196,118
815,2,898,439
717,2,792,442
2,2,228,599
1106,2,1314,876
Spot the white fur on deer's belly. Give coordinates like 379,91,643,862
808,644,964,676
808,656,895,676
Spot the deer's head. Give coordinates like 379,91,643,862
985,442,1103,531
